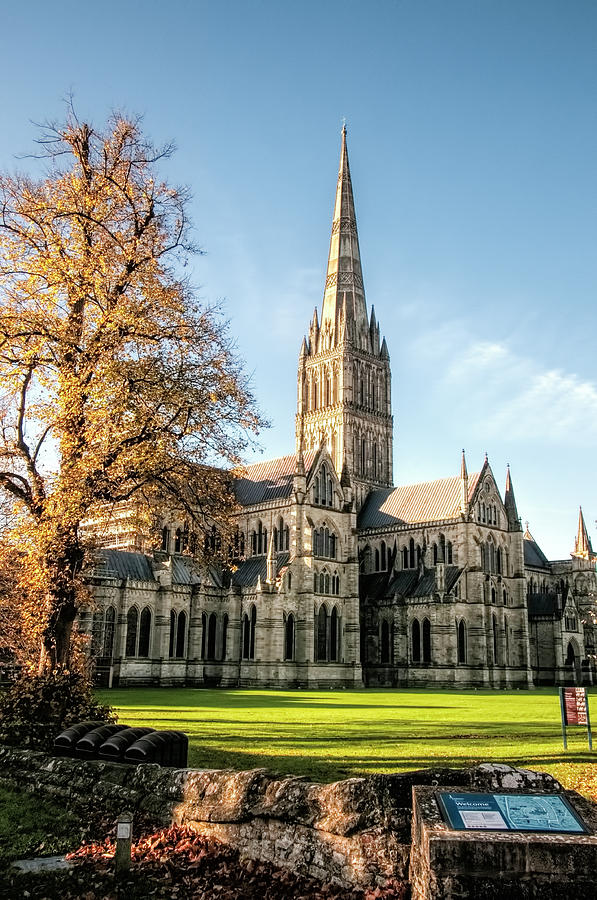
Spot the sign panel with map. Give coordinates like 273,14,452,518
436,791,588,834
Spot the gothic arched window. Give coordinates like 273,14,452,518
103,607,115,658
380,619,390,664
176,610,187,658
126,606,138,657
412,619,421,663
422,618,431,664
284,613,295,661
201,612,207,659
250,605,256,659
138,607,151,657
221,614,228,661
330,607,338,662
207,612,217,660
457,620,467,664
169,609,176,658
317,605,328,661
242,613,250,659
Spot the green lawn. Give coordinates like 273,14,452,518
0,785,81,868
97,687,596,794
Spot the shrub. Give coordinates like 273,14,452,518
0,670,116,750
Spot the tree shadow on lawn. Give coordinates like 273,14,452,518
183,740,596,781
179,723,567,741
103,686,594,714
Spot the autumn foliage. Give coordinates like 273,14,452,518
63,825,409,900
0,112,264,671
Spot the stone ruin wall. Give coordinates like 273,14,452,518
4,745,596,894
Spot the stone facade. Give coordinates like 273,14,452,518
81,128,596,690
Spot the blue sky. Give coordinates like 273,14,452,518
1,0,596,558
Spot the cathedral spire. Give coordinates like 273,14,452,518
573,506,594,559
321,125,368,341
459,449,468,517
504,464,521,531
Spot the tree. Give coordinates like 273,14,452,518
0,113,264,671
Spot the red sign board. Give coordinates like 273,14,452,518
562,688,588,726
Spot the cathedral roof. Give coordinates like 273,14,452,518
235,452,317,506
523,528,550,569
527,593,563,618
358,472,481,529
360,565,462,601
94,549,201,585
231,551,290,587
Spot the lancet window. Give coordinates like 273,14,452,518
457,620,467,664
313,525,337,559
126,605,151,658
168,609,187,658
380,618,392,664
315,604,340,662
242,605,257,660
313,464,334,507
284,613,295,661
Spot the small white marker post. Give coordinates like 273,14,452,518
115,811,133,875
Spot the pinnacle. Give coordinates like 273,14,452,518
504,466,520,530
575,505,593,556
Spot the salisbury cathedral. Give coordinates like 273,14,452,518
83,129,597,690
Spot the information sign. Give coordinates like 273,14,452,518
436,792,588,834
563,687,588,725
559,687,593,750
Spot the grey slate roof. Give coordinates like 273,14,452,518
358,474,481,529
231,552,290,587
523,535,550,569
234,452,316,506
527,593,562,618
360,565,462,602
98,550,155,581
95,549,200,585
171,556,202,585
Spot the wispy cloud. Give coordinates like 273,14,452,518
410,322,597,446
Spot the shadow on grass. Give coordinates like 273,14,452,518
183,740,597,781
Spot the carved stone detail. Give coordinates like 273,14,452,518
332,217,357,235
325,271,363,290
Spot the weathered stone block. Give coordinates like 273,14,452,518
410,784,597,900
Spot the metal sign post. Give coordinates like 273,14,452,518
559,687,593,751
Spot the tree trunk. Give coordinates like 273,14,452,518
39,569,80,673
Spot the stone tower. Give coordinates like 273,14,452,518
296,127,393,509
